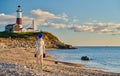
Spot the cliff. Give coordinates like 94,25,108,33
0,31,74,49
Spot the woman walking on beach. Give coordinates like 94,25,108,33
34,33,45,72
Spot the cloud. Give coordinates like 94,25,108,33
87,22,120,34
60,13,68,21
70,22,120,35
29,9,68,25
73,18,79,23
116,27,120,30
30,9,58,20
0,13,16,25
0,13,33,26
42,22,66,28
69,25,93,32
22,16,33,25
72,16,79,23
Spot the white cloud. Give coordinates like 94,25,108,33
29,9,68,25
73,18,79,23
22,16,33,25
0,13,33,26
30,9,58,19
0,13,16,25
42,22,66,28
60,13,68,21
69,25,94,32
69,22,120,35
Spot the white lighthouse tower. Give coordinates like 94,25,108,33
32,19,37,32
16,5,22,29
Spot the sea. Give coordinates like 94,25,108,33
46,46,120,73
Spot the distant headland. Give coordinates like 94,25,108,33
0,31,75,49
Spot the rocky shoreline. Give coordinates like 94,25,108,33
0,32,74,49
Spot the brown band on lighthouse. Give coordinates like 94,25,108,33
16,18,22,25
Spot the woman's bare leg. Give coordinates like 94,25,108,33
41,54,43,70
37,54,43,72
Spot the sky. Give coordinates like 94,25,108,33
0,0,120,46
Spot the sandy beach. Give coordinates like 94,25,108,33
0,48,120,76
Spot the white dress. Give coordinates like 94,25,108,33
35,38,45,55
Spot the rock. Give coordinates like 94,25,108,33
55,61,58,64
81,56,89,61
0,43,7,48
43,53,45,58
0,65,2,69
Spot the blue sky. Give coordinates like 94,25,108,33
0,0,120,46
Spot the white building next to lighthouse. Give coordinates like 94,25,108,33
22,19,38,32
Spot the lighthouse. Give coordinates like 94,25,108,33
16,5,22,29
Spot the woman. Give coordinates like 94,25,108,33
34,33,45,71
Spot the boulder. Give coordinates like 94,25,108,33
81,56,89,61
